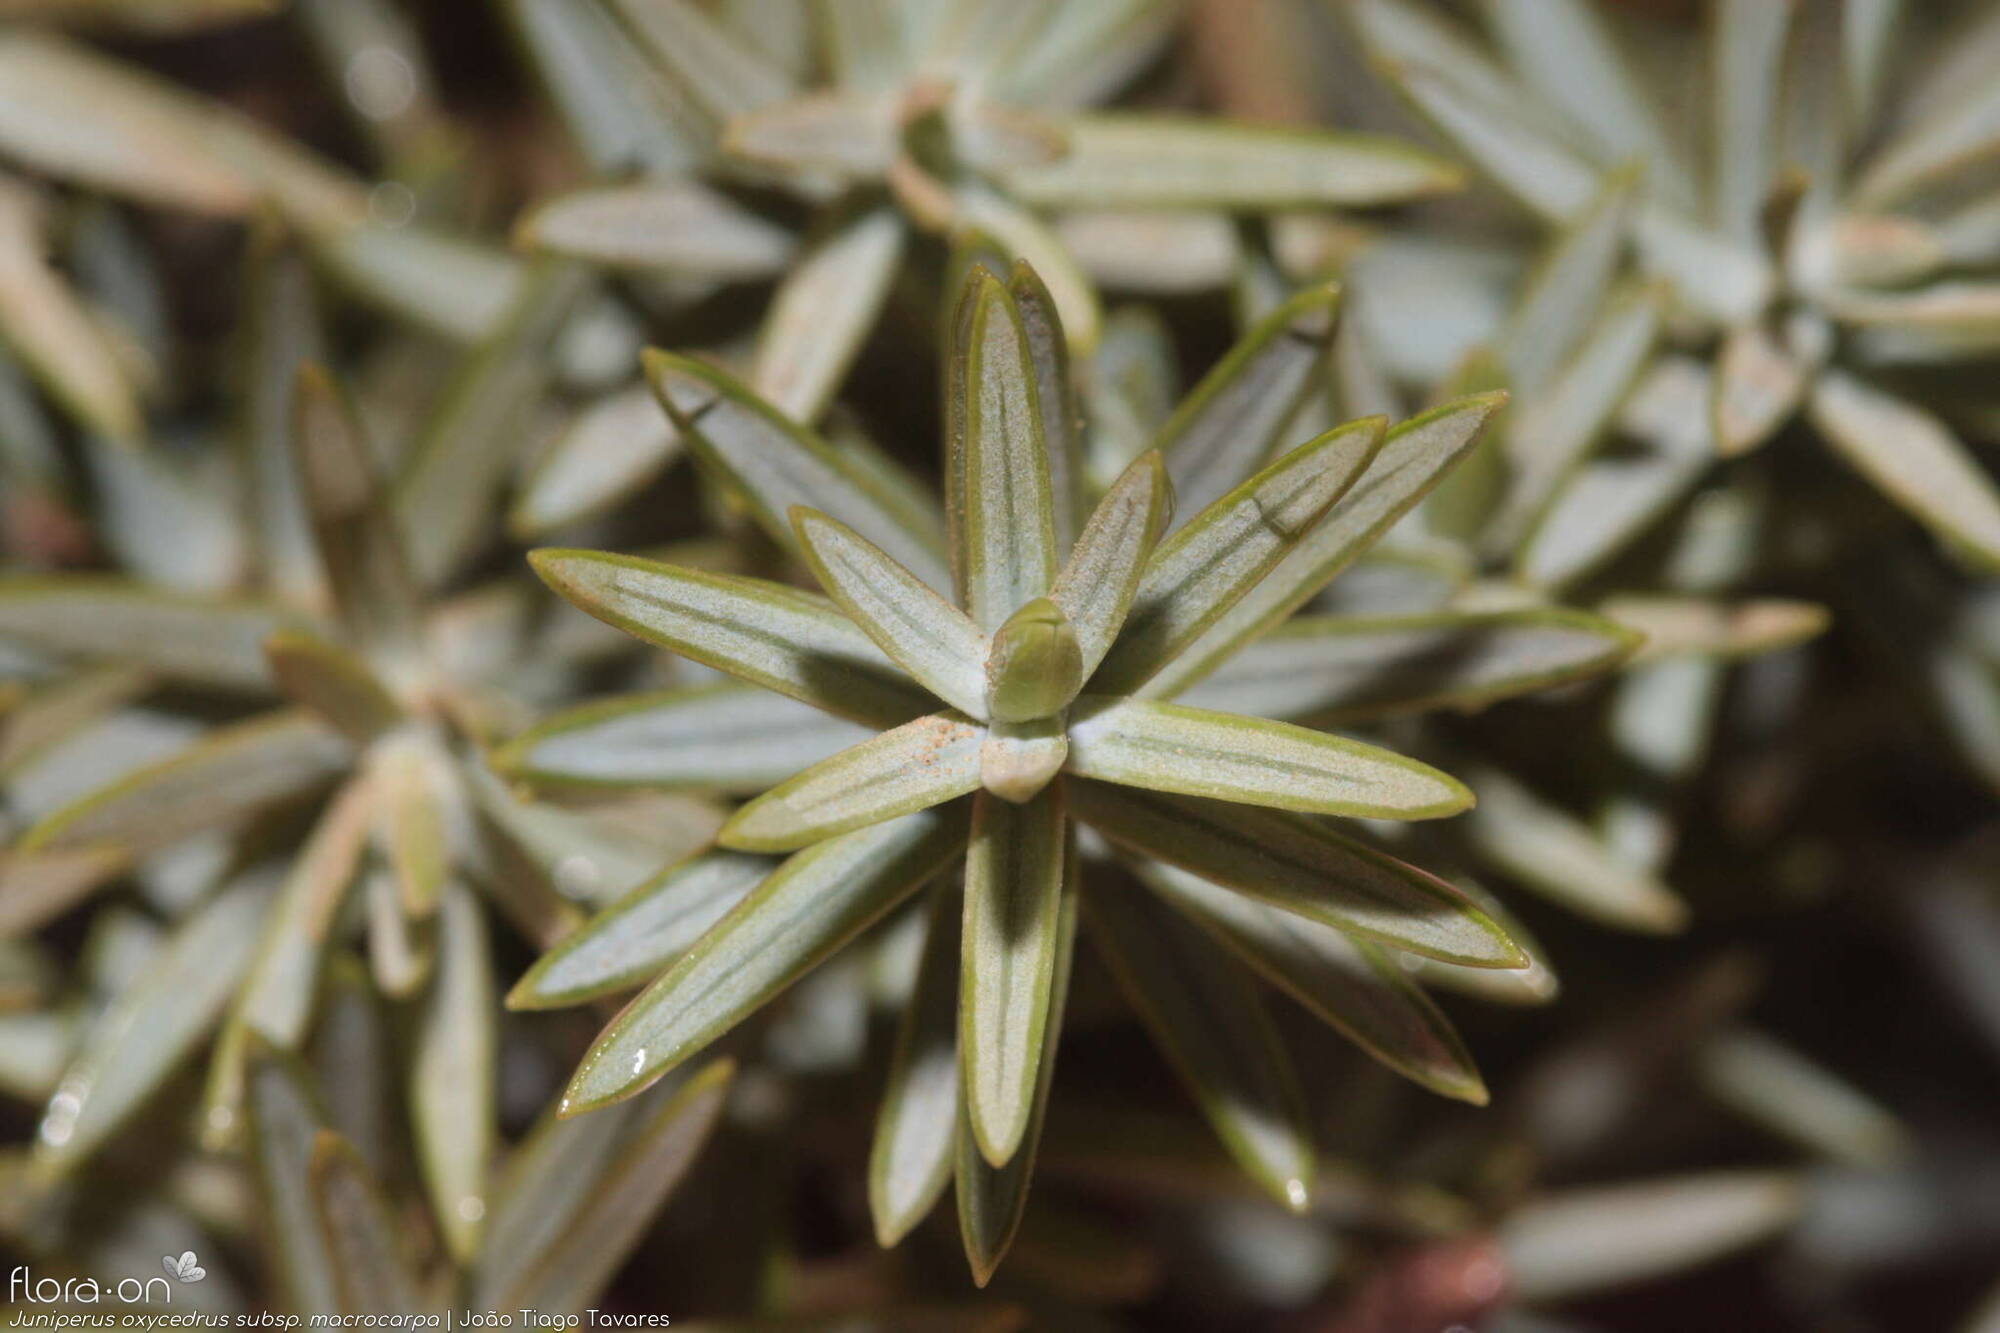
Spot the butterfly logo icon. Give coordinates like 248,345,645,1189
162,1252,206,1284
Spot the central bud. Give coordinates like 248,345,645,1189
985,597,1083,724
979,598,1082,802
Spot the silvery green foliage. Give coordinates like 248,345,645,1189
503,0,1463,535
512,252,1689,1281
0,0,1980,1324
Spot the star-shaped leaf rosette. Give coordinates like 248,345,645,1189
511,261,1608,1283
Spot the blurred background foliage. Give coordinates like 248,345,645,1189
1,1,1999,1330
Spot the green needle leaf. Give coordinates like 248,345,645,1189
956,846,1077,1287
1710,0,1793,243
720,713,985,853
392,263,587,585
871,885,962,1248
0,579,290,692
488,1059,735,1315
1177,608,1641,724
516,180,795,277
949,269,1059,632
511,383,684,538
244,1051,340,1315
1154,283,1343,523
1504,166,1641,396
496,683,874,795
231,775,374,1050
1051,451,1171,678
1807,371,2000,571
750,204,906,423
1065,696,1472,819
1137,860,1485,1104
1492,283,1664,549
961,784,1067,1167
1501,1172,1803,1303
1007,260,1085,552
410,882,496,1263
22,708,349,856
562,806,969,1115
649,350,949,590
793,508,990,718
1082,877,1314,1212
529,549,933,728
308,1129,424,1317
0,182,142,442
603,0,793,136
509,851,775,1010
1152,393,1506,698
33,871,268,1177
1005,113,1461,212
1092,419,1385,696
1462,766,1688,934
1070,780,1525,968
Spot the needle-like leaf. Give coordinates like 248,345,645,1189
1070,781,1524,968
1050,451,1171,678
1154,283,1343,523
1503,166,1640,395
1152,394,1507,698
509,851,774,1010
1501,1172,1803,1303
0,579,288,692
1092,419,1385,696
961,785,1067,1167
1001,115,1462,210
1084,876,1315,1212
0,180,142,441
1177,608,1640,724
232,775,374,1051
308,1130,423,1317
792,509,989,717
21,709,348,856
244,1051,340,1315
511,382,684,538
516,180,795,277
410,882,496,1263
650,350,949,590
1066,696,1472,819
1710,0,1793,242
1494,283,1664,548
1462,766,1688,933
1807,371,2000,571
1137,860,1485,1103
948,269,1059,632
871,884,962,1247
956,847,1076,1287
1006,261,1085,552
496,683,873,794
488,1059,734,1315
562,806,969,1115
721,713,984,853
529,550,932,728
750,204,906,423
393,263,587,586
33,871,268,1176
